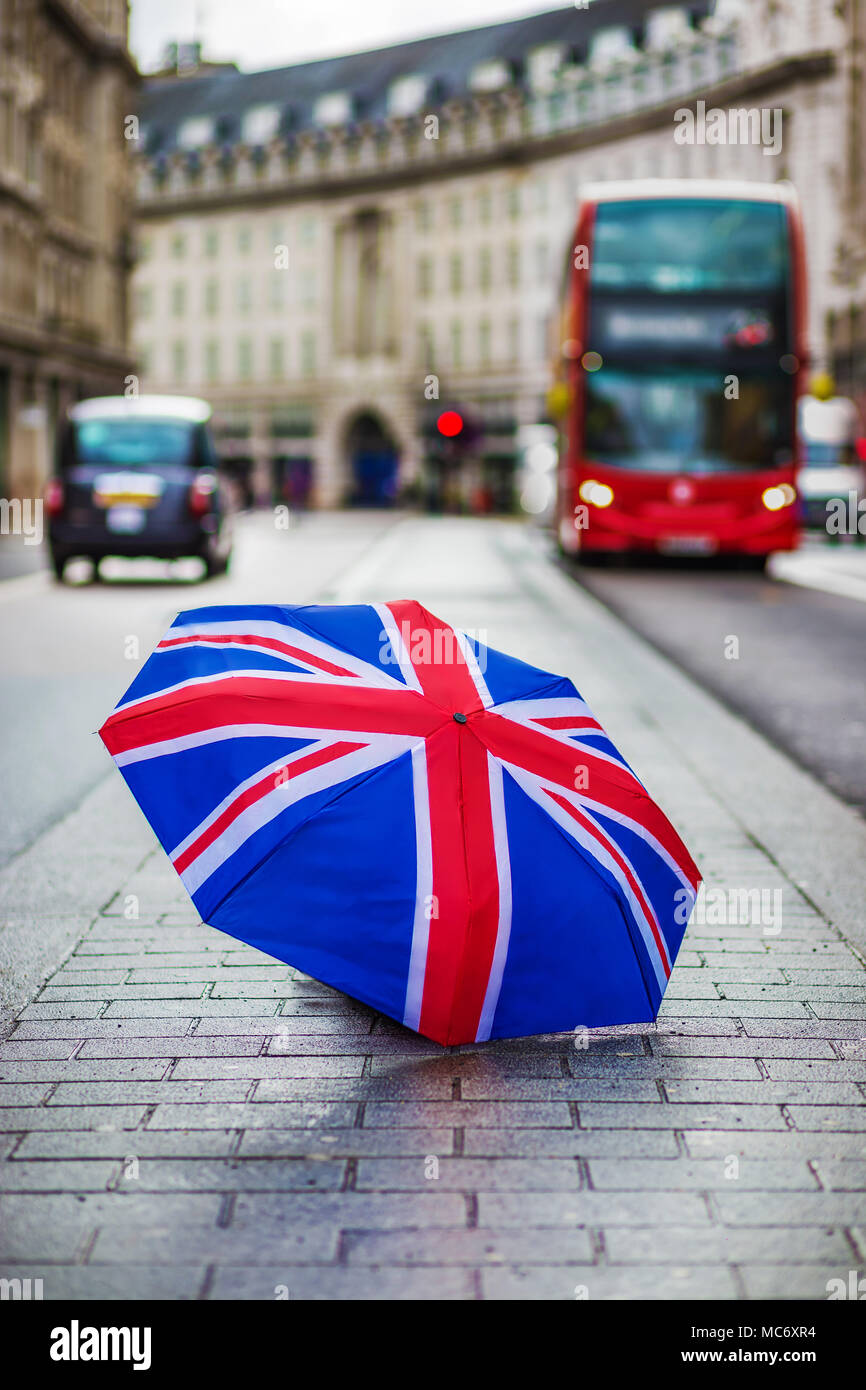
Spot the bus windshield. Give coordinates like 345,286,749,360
591,199,789,294
584,369,793,473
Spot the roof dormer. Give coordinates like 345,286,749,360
177,115,214,149
313,90,353,126
388,74,428,116
242,104,281,145
469,59,512,93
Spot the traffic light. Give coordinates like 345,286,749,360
437,410,464,438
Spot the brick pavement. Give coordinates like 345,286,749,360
1,518,864,1300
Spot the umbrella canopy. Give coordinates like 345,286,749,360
99,601,700,1045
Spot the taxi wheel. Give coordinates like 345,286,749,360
49,548,67,582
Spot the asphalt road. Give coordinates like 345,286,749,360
0,511,399,869
567,543,866,816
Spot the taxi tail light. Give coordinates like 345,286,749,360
189,474,217,518
44,478,64,517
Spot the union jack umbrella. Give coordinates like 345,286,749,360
99,601,700,1045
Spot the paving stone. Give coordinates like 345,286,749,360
603,1225,851,1264
146,1102,358,1129
354,1158,580,1191
576,1102,787,1130
342,1226,594,1266
0,1264,205,1300
586,1158,818,1190
789,1106,866,1131
662,1080,864,1104
713,1191,866,1225
461,1128,680,1159
15,1130,238,1160
113,1158,347,1192
0,1160,117,1191
238,1128,455,1158
739,1265,861,1299
481,1265,739,1300
48,1080,251,1105
89,1223,338,1265
231,1190,468,1231
207,1266,475,1299
363,1102,573,1128
811,1161,866,1190
683,1130,866,1159
477,1191,710,1227
0,1105,148,1132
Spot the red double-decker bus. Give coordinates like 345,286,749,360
554,180,808,566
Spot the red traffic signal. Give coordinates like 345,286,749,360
437,410,464,438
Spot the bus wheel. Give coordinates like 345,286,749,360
738,554,768,573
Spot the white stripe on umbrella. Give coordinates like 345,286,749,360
474,753,514,1042
402,741,434,1033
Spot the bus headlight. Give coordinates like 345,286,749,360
761,484,797,512
578,479,615,508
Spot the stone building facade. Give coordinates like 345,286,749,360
131,0,866,509
0,0,138,500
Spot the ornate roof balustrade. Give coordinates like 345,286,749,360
136,24,741,210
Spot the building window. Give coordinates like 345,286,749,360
237,338,253,380
135,286,153,319
171,281,186,317
448,196,463,229
203,227,219,257
535,240,549,284
170,233,186,259
204,278,219,316
479,318,491,366
236,277,252,314
243,104,281,145
415,200,432,233
388,74,428,116
237,224,253,254
478,246,492,294
299,215,317,246
300,330,316,375
507,317,520,364
204,340,219,382
506,185,520,220
450,320,462,369
477,188,492,225
171,340,187,381
269,338,285,378
449,253,463,296
506,243,520,289
313,91,352,126
299,271,317,310
469,60,511,92
417,256,433,298
178,116,214,148
269,274,285,312
418,322,434,369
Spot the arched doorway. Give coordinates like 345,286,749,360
345,410,400,506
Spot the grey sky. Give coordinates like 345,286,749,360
129,0,568,74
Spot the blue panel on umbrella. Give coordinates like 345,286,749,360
490,769,655,1038
466,636,582,707
119,735,318,857
279,604,410,684
209,750,418,1021
119,647,311,705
